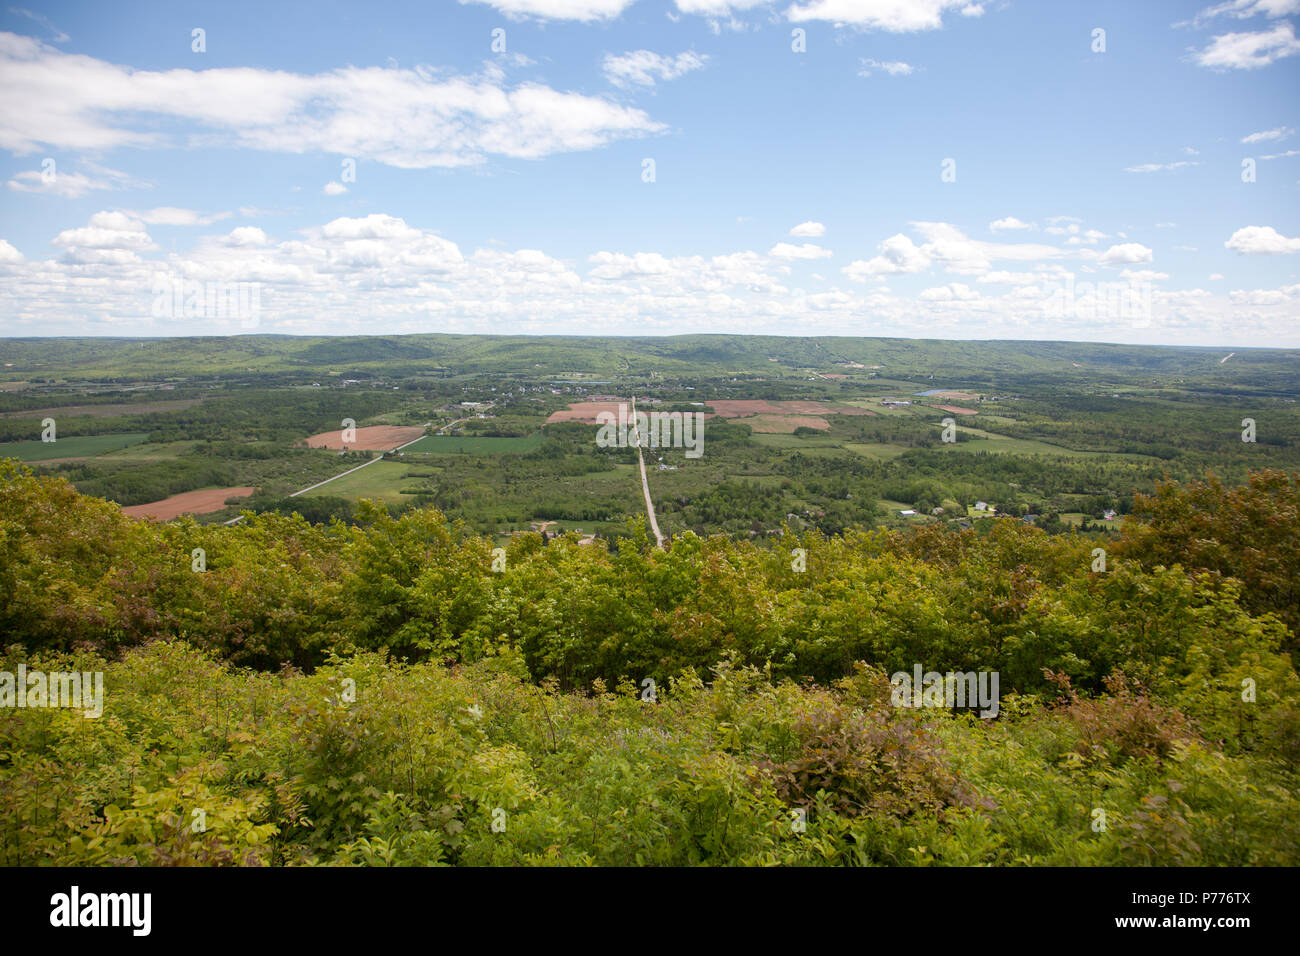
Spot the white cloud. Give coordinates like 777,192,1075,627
912,221,1061,274
1192,21,1300,70
1095,243,1154,267
1242,125,1293,143
844,233,929,279
1225,225,1300,253
225,227,269,247
8,169,99,198
603,50,708,88
674,1,770,19
1261,148,1300,159
131,207,232,226
785,0,985,31
978,270,1042,284
50,210,156,264
769,242,832,259
5,162,141,198
989,216,1035,232
1124,161,1199,173
460,0,635,21
858,58,914,76
323,181,348,196
0,32,665,167
1190,0,1300,27
844,222,1062,280
3,210,1296,344
789,221,825,237
920,282,978,301
1066,229,1110,246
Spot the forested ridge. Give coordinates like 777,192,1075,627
2,460,1297,866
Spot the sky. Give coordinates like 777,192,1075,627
0,0,1297,346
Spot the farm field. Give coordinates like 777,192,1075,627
0,333,1295,540
0,431,149,462
299,459,414,504
401,432,546,454
122,485,257,520
305,424,426,451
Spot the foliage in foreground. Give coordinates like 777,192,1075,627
1,642,1296,867
1,461,1298,865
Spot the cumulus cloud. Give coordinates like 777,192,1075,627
920,282,979,301
1095,243,1154,267
769,242,832,259
603,50,708,88
459,0,635,21
323,181,348,196
1,210,1296,344
844,233,930,279
0,239,24,264
789,221,825,237
50,210,156,264
0,32,665,167
845,223,1064,280
1192,21,1300,69
225,227,269,247
130,207,232,226
989,217,1035,232
785,0,984,31
1225,225,1300,253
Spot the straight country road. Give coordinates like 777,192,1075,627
630,395,665,549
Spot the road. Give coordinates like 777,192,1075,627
630,395,665,549
223,405,492,525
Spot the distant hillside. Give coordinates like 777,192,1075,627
0,334,1296,395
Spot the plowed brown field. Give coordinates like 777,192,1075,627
305,425,427,450
122,486,256,520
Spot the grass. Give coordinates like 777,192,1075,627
0,432,150,462
948,436,1156,459
301,459,413,503
402,433,545,455
751,432,840,449
844,442,909,460
96,440,201,462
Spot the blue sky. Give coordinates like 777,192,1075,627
0,0,1298,344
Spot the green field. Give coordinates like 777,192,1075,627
402,432,545,455
845,442,909,460
0,432,149,462
950,435,1153,459
301,459,414,503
